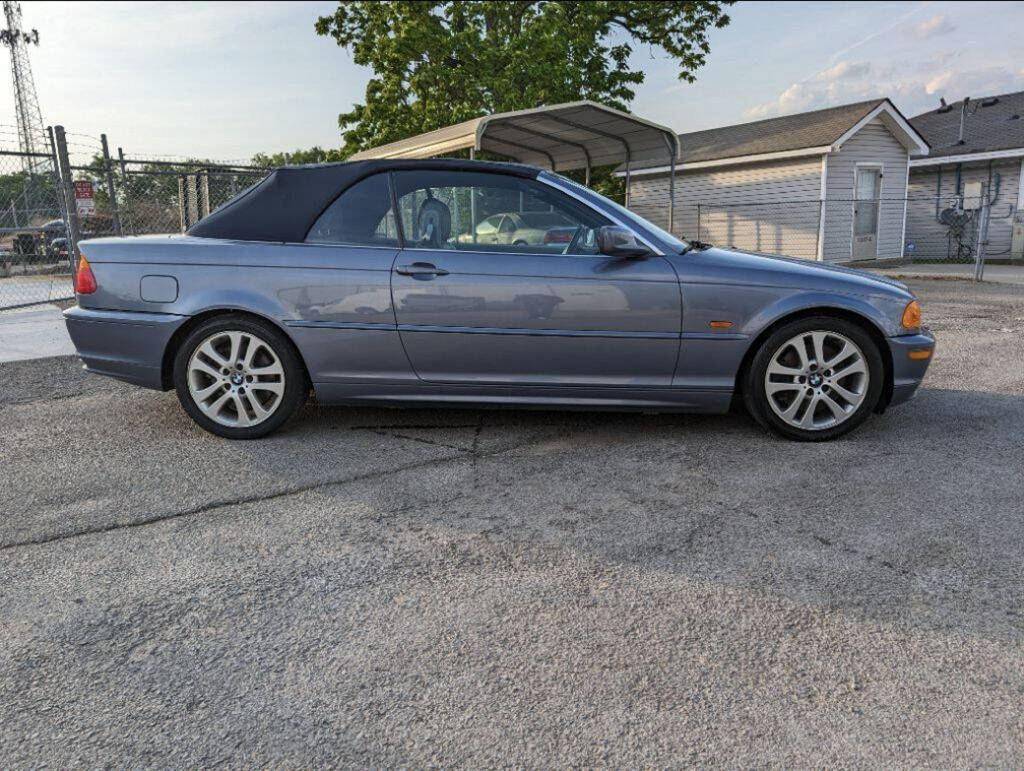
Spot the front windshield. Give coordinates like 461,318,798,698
543,172,689,254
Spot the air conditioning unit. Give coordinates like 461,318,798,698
1011,210,1024,259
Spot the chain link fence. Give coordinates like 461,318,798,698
0,124,72,309
0,126,270,310
633,194,1008,267
3,138,1017,312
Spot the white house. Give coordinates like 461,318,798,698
621,99,929,262
906,90,1024,261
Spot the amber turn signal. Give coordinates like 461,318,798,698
901,300,921,330
708,320,733,329
908,349,932,360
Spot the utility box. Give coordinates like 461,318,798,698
1011,210,1024,259
962,181,984,210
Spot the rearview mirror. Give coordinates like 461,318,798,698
597,226,650,259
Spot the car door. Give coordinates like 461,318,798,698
389,168,681,387
279,172,415,385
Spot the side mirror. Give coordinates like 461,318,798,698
597,225,650,259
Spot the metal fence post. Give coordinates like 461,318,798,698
100,134,122,236
198,169,210,218
53,125,83,282
45,125,65,220
974,192,990,282
117,146,128,184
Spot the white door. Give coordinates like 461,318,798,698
852,167,881,259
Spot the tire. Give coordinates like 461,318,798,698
173,314,309,439
743,316,884,442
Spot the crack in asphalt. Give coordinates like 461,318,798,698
0,434,545,554
744,509,912,578
356,428,471,453
348,423,480,430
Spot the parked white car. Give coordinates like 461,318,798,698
459,211,579,247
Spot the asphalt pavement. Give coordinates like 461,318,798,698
1,279,1022,766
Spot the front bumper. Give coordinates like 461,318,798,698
63,306,188,390
886,330,936,407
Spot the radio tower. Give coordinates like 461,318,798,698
1,0,45,172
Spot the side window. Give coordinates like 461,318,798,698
476,216,498,236
306,173,397,247
391,169,610,255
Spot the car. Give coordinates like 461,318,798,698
458,211,579,249
63,158,934,441
48,236,69,261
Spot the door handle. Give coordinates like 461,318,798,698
395,262,449,278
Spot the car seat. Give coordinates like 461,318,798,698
416,194,451,248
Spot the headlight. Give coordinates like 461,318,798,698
901,300,921,331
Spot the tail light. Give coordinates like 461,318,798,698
543,229,573,244
75,254,97,294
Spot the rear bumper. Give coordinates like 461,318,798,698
63,306,188,390
886,330,936,408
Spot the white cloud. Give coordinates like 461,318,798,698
742,62,1024,122
925,71,953,95
912,14,955,39
815,61,871,82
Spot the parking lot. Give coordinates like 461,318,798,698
1,278,1022,765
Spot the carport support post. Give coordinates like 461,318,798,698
668,155,676,236
469,146,477,242
624,162,630,208
54,126,83,283
661,133,676,236
100,134,122,236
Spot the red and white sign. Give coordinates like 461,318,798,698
74,180,95,216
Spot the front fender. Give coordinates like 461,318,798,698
672,286,902,392
744,289,900,340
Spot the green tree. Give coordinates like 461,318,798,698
316,1,732,163
250,146,346,167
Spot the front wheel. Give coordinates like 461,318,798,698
744,316,884,441
173,315,308,439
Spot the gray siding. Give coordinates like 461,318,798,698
822,118,909,261
906,158,1021,259
628,157,823,259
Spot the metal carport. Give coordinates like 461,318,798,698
348,101,680,220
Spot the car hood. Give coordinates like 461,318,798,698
677,246,912,297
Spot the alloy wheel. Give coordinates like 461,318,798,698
186,331,286,428
763,330,869,430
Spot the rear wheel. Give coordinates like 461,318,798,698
173,315,308,439
744,316,884,441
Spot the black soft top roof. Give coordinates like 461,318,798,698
187,158,542,242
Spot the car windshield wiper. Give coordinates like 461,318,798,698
680,240,712,255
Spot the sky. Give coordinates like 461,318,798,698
3,0,1024,163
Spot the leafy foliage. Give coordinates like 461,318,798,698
0,170,59,229
250,147,346,167
315,1,732,157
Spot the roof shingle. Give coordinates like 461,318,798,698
627,98,886,171
909,90,1024,161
